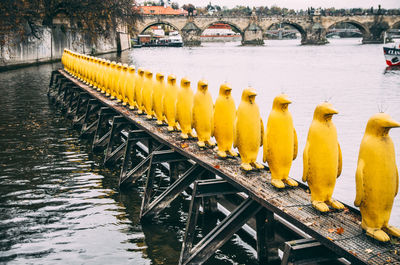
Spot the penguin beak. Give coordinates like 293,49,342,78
384,118,400,128
326,106,339,115
281,97,292,105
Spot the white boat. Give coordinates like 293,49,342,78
383,41,400,67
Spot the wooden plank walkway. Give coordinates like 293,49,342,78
53,69,400,265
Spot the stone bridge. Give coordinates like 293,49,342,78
134,14,400,46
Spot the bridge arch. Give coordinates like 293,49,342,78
200,21,244,35
266,22,306,38
326,20,369,37
391,20,400,29
137,21,182,36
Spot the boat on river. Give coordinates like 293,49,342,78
383,41,400,66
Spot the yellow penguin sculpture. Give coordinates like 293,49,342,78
302,102,344,212
142,70,154,119
354,113,400,242
234,88,264,171
125,65,136,109
135,68,145,114
193,80,215,148
163,75,180,132
213,83,237,158
119,64,129,104
263,94,298,189
112,63,123,101
153,73,166,125
176,78,196,139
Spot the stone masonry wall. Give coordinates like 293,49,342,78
0,25,131,70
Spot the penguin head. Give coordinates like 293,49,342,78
168,75,176,85
122,64,128,71
156,73,164,81
111,61,117,67
116,63,122,70
242,87,257,104
313,102,338,121
273,94,292,111
144,70,153,78
105,60,111,66
197,80,208,93
137,68,145,76
128,65,135,73
365,113,400,136
219,83,232,97
181,77,191,88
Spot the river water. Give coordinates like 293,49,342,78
0,38,399,264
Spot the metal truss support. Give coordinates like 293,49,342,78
92,108,116,152
140,162,203,219
179,179,254,265
103,116,131,166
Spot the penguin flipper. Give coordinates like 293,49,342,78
354,159,364,207
302,142,309,182
211,110,214,137
396,167,398,196
263,129,268,163
260,118,264,147
233,117,238,148
337,143,342,178
293,128,298,160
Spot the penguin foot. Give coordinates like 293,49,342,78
117,99,122,103
122,102,127,106
365,228,390,242
197,141,206,148
327,198,344,210
167,126,174,132
146,114,153,120
241,163,253,171
217,150,227,158
156,120,163,125
312,201,330,212
137,110,143,114
180,133,189,139
106,93,110,97
227,149,238,157
188,132,197,138
110,96,115,100
205,140,215,147
271,179,285,189
383,225,400,237
129,105,135,110
251,162,264,170
284,178,298,187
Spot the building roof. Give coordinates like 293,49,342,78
137,6,188,16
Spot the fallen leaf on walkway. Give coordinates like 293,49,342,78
336,227,344,235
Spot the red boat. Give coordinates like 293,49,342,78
383,42,400,66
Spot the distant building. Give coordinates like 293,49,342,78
137,5,188,16
202,23,239,37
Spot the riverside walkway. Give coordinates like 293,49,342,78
48,67,400,265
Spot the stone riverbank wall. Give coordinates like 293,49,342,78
0,24,130,71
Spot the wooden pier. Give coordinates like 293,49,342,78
48,69,400,265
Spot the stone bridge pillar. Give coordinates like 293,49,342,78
242,24,264,45
301,22,328,45
242,10,264,46
361,17,389,44
181,19,201,46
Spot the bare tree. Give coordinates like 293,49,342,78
0,0,141,46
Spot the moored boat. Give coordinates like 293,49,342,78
383,41,400,66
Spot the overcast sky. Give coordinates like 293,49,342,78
168,0,400,10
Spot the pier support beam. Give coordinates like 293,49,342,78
179,179,258,265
